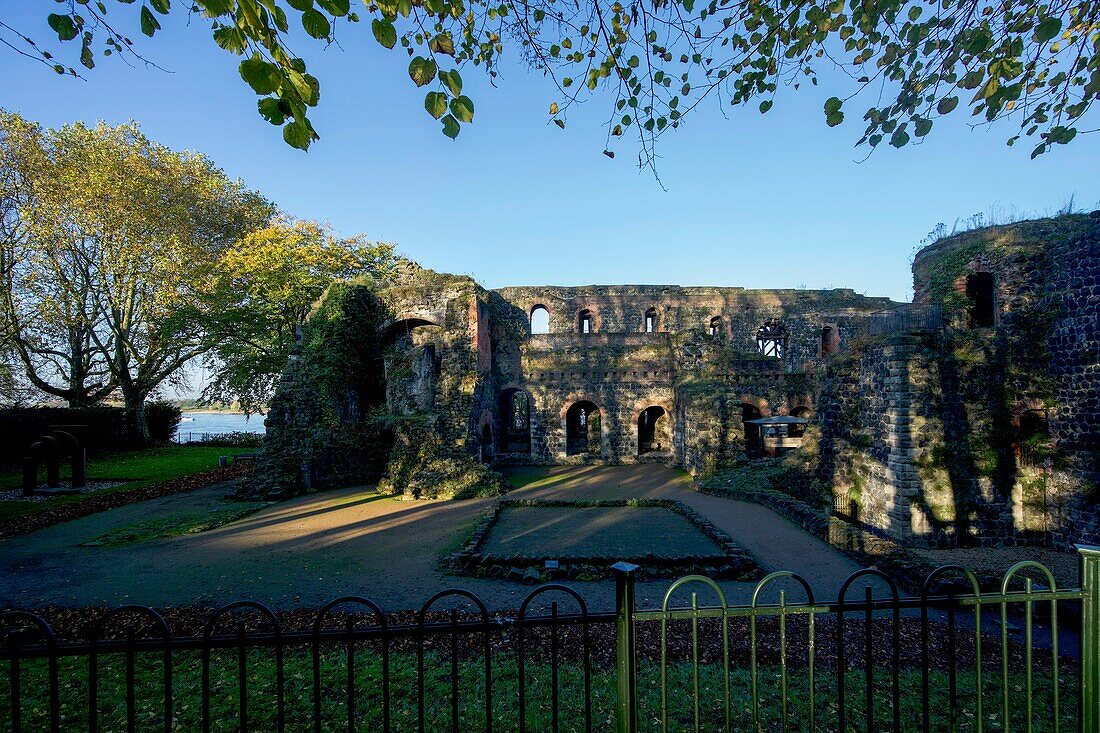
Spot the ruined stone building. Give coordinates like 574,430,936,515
259,214,1100,549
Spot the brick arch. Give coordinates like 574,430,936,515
738,394,771,416
631,400,674,422
642,305,662,333
558,393,605,419
499,382,539,412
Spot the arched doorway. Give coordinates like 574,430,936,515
499,388,532,453
1018,409,1050,466
820,325,839,356
741,403,763,457
644,307,659,333
637,406,669,455
566,401,601,456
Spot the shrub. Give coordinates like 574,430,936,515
144,400,183,443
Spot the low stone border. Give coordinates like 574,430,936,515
0,465,253,541
448,498,764,583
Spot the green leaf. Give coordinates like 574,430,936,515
213,26,247,54
890,128,910,148
301,9,331,38
149,0,170,13
424,91,447,119
408,56,437,87
198,0,235,15
759,100,772,113
683,0,694,12
441,114,460,139
824,96,843,126
439,69,462,96
1034,17,1062,43
140,6,161,36
914,117,932,137
239,55,281,95
371,18,397,48
283,120,313,150
430,34,455,55
47,13,79,41
317,0,350,15
286,0,313,10
258,98,287,125
936,96,959,115
450,95,474,123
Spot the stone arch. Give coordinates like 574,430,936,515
499,387,533,453
565,400,602,456
708,315,724,338
738,394,771,416
637,405,671,455
379,315,442,342
530,304,551,335
644,307,660,333
577,308,598,334
789,405,813,438
740,402,764,457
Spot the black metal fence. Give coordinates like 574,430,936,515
3,548,1100,733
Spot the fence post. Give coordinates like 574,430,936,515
1080,544,1100,733
612,561,639,733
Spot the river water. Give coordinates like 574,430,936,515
174,411,266,442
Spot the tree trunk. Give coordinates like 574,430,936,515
122,389,149,447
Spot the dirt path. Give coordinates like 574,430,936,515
0,465,865,612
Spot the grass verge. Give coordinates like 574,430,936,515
0,651,1075,732
80,501,270,547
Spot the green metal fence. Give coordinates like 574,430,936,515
615,545,1100,733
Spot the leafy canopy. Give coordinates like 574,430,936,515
201,220,397,413
7,0,1098,164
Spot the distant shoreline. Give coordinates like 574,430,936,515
180,410,265,417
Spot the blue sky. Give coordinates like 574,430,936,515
3,4,1098,303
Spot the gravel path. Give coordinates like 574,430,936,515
0,465,866,612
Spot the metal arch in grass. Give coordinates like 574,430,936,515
90,605,172,733
416,588,493,733
837,568,902,733
920,564,984,733
201,600,285,733
311,596,390,733
0,610,59,733
658,575,730,733
1000,560,1062,733
517,584,593,733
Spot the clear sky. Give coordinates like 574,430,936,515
3,5,1098,304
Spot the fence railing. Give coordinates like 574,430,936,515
869,305,944,336
3,547,1099,733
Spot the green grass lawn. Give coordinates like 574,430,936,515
0,445,253,522
0,650,1075,732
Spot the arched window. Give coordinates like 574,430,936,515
499,389,531,452
578,309,594,334
637,406,669,455
530,305,550,334
756,321,788,358
708,316,723,337
566,401,601,455
966,272,995,327
741,403,763,457
644,307,658,333
820,325,839,356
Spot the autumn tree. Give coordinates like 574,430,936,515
4,0,1096,164
202,220,397,413
0,111,272,441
